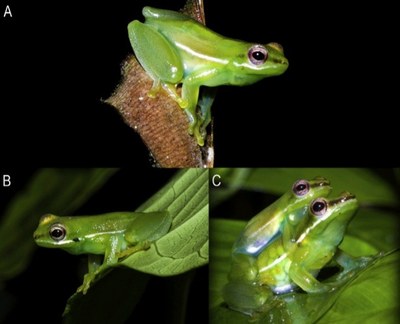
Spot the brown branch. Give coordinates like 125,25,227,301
106,57,206,168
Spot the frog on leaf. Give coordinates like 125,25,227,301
33,211,171,294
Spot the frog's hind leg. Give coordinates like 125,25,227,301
116,241,151,259
128,20,185,103
222,281,272,316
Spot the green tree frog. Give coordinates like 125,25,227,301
128,7,289,146
223,192,362,315
33,211,171,294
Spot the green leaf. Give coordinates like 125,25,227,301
210,219,244,308
212,168,398,206
318,250,399,323
0,168,117,281
120,168,209,275
346,208,399,253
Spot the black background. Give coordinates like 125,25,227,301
2,0,397,167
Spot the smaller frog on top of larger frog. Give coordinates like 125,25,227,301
223,192,368,315
128,7,288,146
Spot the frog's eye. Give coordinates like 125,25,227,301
49,224,66,241
310,198,328,216
292,179,310,197
248,45,268,65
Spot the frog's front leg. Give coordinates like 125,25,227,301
289,262,341,293
78,254,103,294
78,236,123,294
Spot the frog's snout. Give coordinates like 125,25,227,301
33,231,40,240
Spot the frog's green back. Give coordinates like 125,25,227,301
142,6,288,84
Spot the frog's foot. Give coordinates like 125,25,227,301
117,241,151,260
187,122,204,146
197,110,210,144
199,119,210,137
184,108,205,146
334,251,378,283
335,255,376,283
177,97,189,108
161,82,188,108
77,272,96,295
147,81,188,108
193,126,205,146
148,79,162,99
250,295,285,321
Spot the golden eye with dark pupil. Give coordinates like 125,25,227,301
49,224,66,241
311,199,328,216
292,179,310,197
